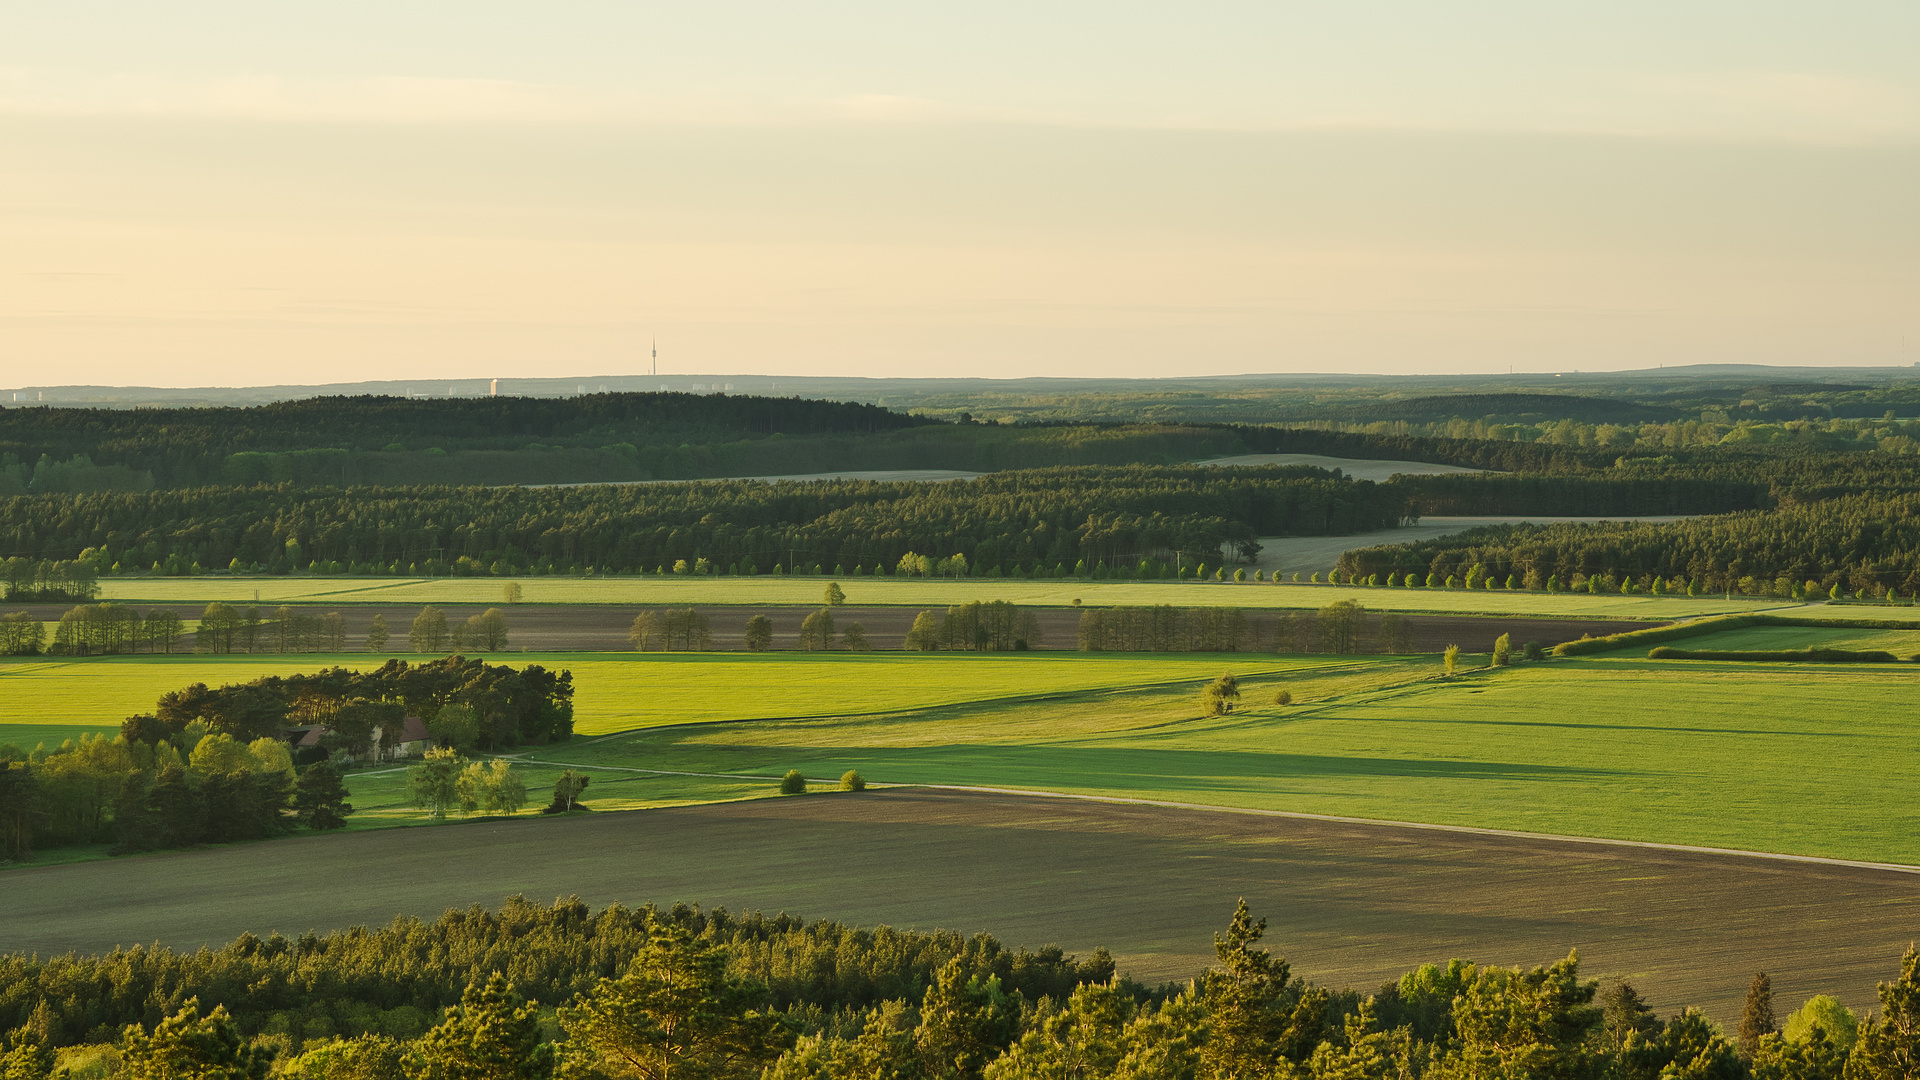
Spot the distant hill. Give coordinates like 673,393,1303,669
1362,393,1676,424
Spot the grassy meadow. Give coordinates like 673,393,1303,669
0,651,1344,743
527,650,1920,865
92,573,1791,620
11,610,1919,864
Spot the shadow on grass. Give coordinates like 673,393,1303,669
577,740,1630,794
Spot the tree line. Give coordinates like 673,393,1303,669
0,603,516,657
0,558,99,601
0,393,929,490
0,465,1406,575
0,894,1905,1080
1340,490,1920,599
1076,602,1426,655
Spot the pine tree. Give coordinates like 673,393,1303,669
1739,972,1776,1059
405,973,549,1080
120,998,269,1080
558,922,792,1080
1199,899,1293,1078
293,762,353,830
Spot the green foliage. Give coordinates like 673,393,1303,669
1442,644,1460,677
1077,606,1249,652
1201,673,1241,717
408,748,463,820
1648,647,1901,663
841,622,870,652
120,998,269,1080
1492,632,1513,666
839,770,866,792
409,608,450,653
741,615,773,652
780,770,808,795
1740,973,1777,1060
545,770,591,814
1784,995,1859,1051
404,973,549,1080
799,608,835,652
456,760,527,817
293,763,353,830
557,922,792,1080
0,464,1400,578
1834,947,1920,1080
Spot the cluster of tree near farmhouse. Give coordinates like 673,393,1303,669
0,895,1908,1080
0,656,574,861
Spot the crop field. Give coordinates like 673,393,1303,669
94,573,1788,619
2,789,1914,1024
538,652,1920,865
1635,623,1920,655
0,650,1357,741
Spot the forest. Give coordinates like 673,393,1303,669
0,395,1264,491
1339,491,1920,598
14,387,1920,592
0,894,1901,1080
0,466,1406,575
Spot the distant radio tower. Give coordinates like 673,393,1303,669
652,338,657,376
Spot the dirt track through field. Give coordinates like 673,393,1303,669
9,604,1655,654
1,789,1909,1023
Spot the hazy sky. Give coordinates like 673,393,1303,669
3,2,1917,385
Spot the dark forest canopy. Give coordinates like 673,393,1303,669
1341,491,1920,598
0,395,1263,491
0,466,1408,574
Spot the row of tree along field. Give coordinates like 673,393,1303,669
3,599,1511,656
0,465,1404,576
0,895,1903,1080
0,604,514,656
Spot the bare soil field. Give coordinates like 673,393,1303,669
9,604,1659,654
2,789,1908,1024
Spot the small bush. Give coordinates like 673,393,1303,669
1521,641,1545,661
839,770,866,792
1274,690,1293,706
780,769,807,795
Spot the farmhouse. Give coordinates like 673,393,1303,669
287,715,432,762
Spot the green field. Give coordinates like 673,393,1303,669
93,574,1789,619
1635,623,1920,655
525,652,1920,865
0,650,1347,740
13,621,1919,865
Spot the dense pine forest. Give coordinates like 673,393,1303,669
11,390,1920,588
0,466,1405,575
0,895,1905,1080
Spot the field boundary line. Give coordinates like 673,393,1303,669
905,784,1920,876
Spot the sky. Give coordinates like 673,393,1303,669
2,2,1917,385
